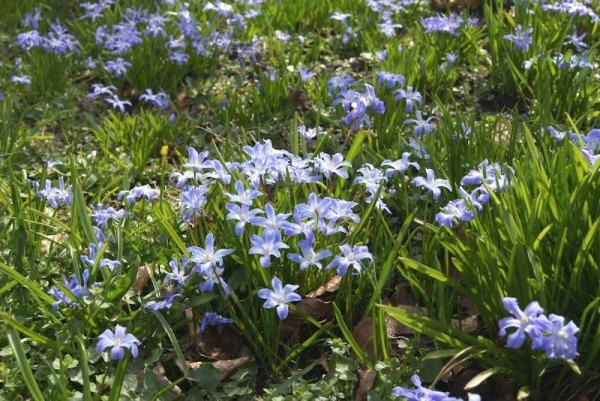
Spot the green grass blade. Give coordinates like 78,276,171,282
332,302,371,367
0,262,55,305
108,355,129,401
6,326,45,401
152,311,190,378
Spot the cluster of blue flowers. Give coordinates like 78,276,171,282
330,12,357,44
47,204,128,310
35,177,73,208
10,0,265,100
499,297,579,360
332,81,385,129
436,160,511,228
420,13,465,36
392,374,480,401
548,126,600,169
17,11,79,54
542,0,599,21
48,269,94,312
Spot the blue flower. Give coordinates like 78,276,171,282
257,277,301,320
435,199,475,227
226,203,263,236
144,291,180,312
498,297,549,349
225,180,262,206
86,83,117,100
421,13,463,35
376,71,406,89
21,7,41,29
48,268,97,311
327,244,373,276
313,152,351,180
118,184,159,203
411,169,452,200
354,164,387,195
381,152,420,177
181,185,209,223
199,266,230,297
96,325,141,361
164,257,191,287
200,312,234,334
249,203,291,236
404,111,436,136
542,314,579,360
503,25,533,52
105,94,131,113
299,68,316,82
567,26,588,51
187,233,234,274
392,374,479,400
394,86,422,112
287,232,332,270
297,125,324,141
249,231,289,268
105,58,132,77
183,147,212,172
36,177,72,208
139,89,170,110
327,73,354,95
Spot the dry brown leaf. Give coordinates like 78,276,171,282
278,276,341,341
187,356,254,381
152,362,182,395
131,264,150,291
451,315,480,334
391,282,415,306
430,0,482,11
195,324,246,361
352,317,375,361
384,305,427,337
307,275,341,299
279,297,332,341
354,369,377,401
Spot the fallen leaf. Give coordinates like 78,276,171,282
152,362,182,395
187,356,254,381
131,264,150,291
279,297,332,341
307,275,341,299
352,317,374,361
354,369,377,401
430,0,482,11
279,276,341,341
451,315,480,334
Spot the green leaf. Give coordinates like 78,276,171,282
106,267,138,302
6,326,45,401
398,257,457,288
464,367,502,390
0,262,55,305
152,311,190,379
189,364,221,390
0,311,67,353
422,349,463,361
517,386,530,400
108,355,129,401
153,202,188,255
70,160,97,246
332,303,371,367
345,129,368,164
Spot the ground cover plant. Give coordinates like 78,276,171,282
0,0,599,399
